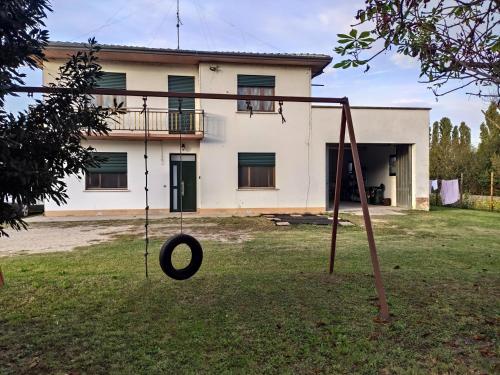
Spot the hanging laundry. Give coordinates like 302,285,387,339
440,179,460,205
430,179,438,192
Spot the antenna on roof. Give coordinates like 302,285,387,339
176,0,182,49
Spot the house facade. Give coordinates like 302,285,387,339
43,42,430,216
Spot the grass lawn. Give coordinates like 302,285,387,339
1,208,499,374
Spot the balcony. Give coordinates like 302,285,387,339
87,108,205,141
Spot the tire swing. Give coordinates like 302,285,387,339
147,98,202,280
159,233,202,280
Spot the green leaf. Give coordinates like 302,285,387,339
491,39,500,53
359,31,370,39
338,39,352,44
337,34,352,40
349,29,358,38
333,61,348,68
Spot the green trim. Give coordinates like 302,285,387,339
237,75,275,87
238,153,275,167
96,72,126,89
88,152,127,173
168,75,195,110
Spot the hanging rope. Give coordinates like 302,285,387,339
178,98,184,233
278,101,286,124
142,97,150,279
245,100,253,117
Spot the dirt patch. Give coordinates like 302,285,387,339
136,223,253,243
0,224,135,256
0,221,253,256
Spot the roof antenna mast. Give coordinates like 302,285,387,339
176,0,182,49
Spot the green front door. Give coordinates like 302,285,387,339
170,154,197,212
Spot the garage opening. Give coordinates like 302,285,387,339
326,143,412,210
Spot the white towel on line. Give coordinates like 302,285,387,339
440,179,460,205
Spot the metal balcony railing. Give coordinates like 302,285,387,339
106,108,205,134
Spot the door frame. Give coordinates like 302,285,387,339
169,153,197,212
396,144,412,208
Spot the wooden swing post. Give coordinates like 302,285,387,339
329,101,390,321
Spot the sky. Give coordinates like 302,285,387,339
6,0,493,144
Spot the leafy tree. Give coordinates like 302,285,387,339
430,117,474,184
476,102,500,192
429,120,441,178
430,105,499,195
0,0,50,105
334,0,500,98
0,0,116,235
458,121,471,146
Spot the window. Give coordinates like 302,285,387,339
237,75,275,112
389,155,397,176
238,153,275,188
94,72,126,108
168,75,195,133
86,152,127,190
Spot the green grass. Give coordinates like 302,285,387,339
1,208,499,374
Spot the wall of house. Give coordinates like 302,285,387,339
44,139,200,215
311,106,430,210
43,59,429,215
43,60,203,215
42,59,201,110
197,62,318,213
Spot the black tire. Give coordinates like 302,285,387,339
159,234,203,280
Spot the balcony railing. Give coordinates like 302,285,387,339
105,108,205,135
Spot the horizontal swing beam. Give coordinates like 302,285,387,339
11,84,391,320
12,86,347,104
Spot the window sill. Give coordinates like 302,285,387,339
237,188,279,191
236,111,277,115
84,189,130,192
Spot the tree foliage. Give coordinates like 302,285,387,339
334,0,500,98
0,0,50,105
430,102,500,194
0,0,117,235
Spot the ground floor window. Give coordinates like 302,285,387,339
238,152,275,188
86,152,127,190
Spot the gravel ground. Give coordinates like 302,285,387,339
0,220,253,256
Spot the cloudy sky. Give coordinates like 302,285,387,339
7,0,491,143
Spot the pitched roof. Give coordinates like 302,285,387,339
45,41,332,77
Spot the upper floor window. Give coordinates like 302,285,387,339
238,152,276,188
94,72,126,108
237,75,275,112
86,152,127,190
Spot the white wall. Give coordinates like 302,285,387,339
44,139,200,213
43,60,200,110
198,62,315,211
311,106,430,209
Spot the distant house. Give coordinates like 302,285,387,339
42,41,430,216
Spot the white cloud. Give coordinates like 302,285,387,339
391,98,432,106
390,53,418,69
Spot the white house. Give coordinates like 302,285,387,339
42,42,430,216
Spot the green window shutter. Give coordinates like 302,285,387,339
238,153,275,167
168,75,195,110
96,72,126,89
237,75,275,88
88,152,127,173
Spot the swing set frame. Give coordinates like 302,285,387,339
13,85,391,321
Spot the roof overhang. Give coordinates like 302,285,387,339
44,42,332,77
